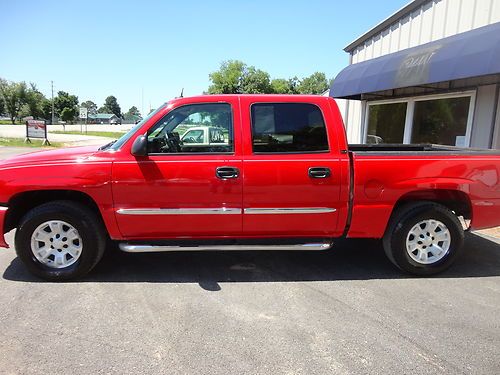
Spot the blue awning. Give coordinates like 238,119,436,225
330,22,500,99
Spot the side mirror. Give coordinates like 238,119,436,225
131,135,148,156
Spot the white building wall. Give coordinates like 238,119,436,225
352,0,500,63
343,0,500,146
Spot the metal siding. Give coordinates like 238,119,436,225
491,0,500,22
458,0,476,32
409,9,423,48
399,16,412,51
389,23,401,52
471,85,498,148
493,94,500,149
420,1,435,44
473,0,492,27
432,0,447,40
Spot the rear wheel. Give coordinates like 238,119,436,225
383,202,464,276
15,201,106,281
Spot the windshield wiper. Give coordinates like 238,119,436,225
98,140,117,151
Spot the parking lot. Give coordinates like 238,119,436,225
0,147,499,374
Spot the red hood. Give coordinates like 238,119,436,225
0,146,101,166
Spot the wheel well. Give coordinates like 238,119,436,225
4,190,103,233
393,189,472,221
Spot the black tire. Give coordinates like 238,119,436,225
383,201,464,276
15,200,106,281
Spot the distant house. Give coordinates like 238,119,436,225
122,113,143,124
88,113,121,125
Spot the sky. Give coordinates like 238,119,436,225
0,0,408,115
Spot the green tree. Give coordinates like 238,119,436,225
0,79,27,124
270,77,299,94
240,67,272,94
208,60,246,94
125,106,141,117
0,96,5,116
81,100,98,115
60,107,77,123
297,72,329,94
100,95,122,118
24,83,46,119
54,91,78,125
41,98,53,121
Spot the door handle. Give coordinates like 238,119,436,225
308,167,331,179
216,166,239,179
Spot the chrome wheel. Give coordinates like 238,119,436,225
30,220,83,269
406,219,451,265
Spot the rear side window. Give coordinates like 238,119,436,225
251,103,329,153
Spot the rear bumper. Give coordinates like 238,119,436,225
0,207,9,248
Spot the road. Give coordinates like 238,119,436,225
0,147,499,374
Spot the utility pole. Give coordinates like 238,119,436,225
51,81,55,125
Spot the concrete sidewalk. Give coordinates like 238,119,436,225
0,125,116,147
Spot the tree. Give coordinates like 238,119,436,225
81,100,98,115
23,83,46,119
208,60,246,94
54,91,78,125
297,72,329,94
0,96,5,116
41,98,53,121
240,67,272,94
270,77,299,94
125,106,141,117
100,96,121,118
60,107,77,123
0,79,27,124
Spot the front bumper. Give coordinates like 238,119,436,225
0,207,9,248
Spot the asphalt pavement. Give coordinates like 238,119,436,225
0,147,499,374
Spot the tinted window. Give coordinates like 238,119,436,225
412,97,470,146
147,103,233,154
251,103,329,153
367,102,407,144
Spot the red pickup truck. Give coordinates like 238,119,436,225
1,95,499,280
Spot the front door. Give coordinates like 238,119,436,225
240,98,344,237
112,99,243,239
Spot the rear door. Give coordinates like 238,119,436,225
240,97,344,237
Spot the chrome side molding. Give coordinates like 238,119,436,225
119,242,333,253
116,208,241,215
116,207,337,215
243,207,336,214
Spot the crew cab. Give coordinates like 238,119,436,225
0,94,499,281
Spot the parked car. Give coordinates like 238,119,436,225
0,94,499,280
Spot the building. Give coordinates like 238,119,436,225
88,113,121,125
330,0,500,149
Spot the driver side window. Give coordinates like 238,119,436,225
147,103,233,154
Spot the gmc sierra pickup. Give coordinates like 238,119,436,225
0,95,499,280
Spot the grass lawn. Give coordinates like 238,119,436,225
0,138,63,148
51,130,125,138
0,120,24,125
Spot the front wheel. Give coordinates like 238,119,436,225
15,201,106,281
383,202,465,276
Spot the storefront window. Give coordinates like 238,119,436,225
411,97,470,146
364,93,473,147
366,102,407,144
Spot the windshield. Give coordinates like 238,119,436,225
106,103,168,151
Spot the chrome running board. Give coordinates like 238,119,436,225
118,242,333,253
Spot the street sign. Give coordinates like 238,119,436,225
79,107,88,119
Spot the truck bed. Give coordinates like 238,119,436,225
349,144,500,155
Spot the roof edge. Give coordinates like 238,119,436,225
344,0,429,53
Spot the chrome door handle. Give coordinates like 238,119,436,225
308,167,331,178
216,166,239,179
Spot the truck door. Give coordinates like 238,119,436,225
112,98,243,238
240,97,344,237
